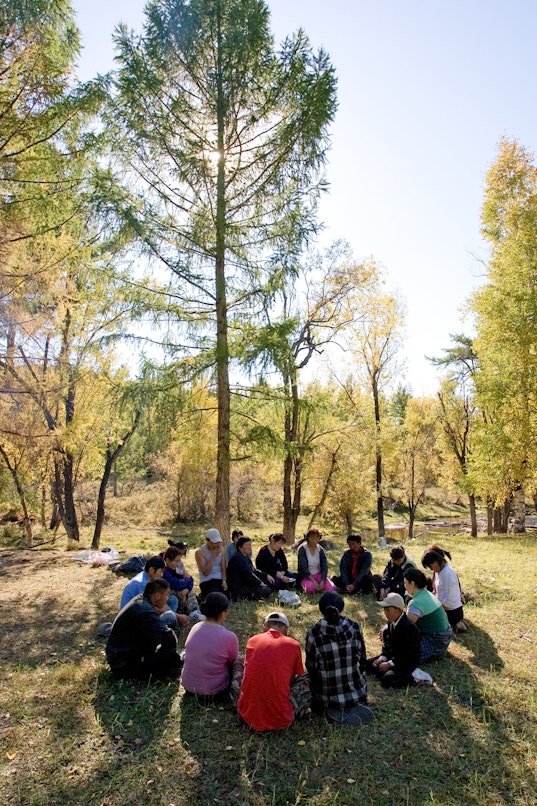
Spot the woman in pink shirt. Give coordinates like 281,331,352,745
181,593,240,701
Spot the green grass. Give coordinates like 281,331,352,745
1,527,536,805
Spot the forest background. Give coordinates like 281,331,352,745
2,0,537,551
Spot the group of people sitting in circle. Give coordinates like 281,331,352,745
105,527,467,731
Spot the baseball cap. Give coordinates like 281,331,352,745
377,592,405,609
264,611,290,628
206,528,223,543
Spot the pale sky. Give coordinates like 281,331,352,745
71,0,537,395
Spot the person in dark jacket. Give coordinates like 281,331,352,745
366,592,421,688
372,544,416,599
106,578,182,682
227,537,272,601
255,533,299,589
332,534,373,594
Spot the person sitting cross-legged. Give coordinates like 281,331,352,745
366,592,421,688
162,545,204,621
331,533,373,595
227,536,272,601
106,578,182,682
120,555,189,629
404,567,452,664
255,533,299,590
372,544,416,600
238,611,310,731
306,592,374,727
181,593,242,703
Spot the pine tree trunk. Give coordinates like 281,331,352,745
214,11,230,543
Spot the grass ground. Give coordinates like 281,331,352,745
1,524,536,806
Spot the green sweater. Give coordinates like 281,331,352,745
410,588,450,634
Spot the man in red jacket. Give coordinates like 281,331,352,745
238,611,309,731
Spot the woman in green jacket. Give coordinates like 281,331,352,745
403,567,452,664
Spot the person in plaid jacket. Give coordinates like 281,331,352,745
305,592,374,726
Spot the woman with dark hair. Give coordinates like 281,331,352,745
181,593,241,700
297,528,337,594
255,533,299,589
421,546,466,632
305,592,374,726
403,568,452,663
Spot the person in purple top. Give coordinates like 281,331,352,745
181,593,242,702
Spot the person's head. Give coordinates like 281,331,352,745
144,578,170,609
201,592,229,622
377,591,405,623
305,528,322,546
421,548,447,572
144,556,166,580
168,539,188,555
390,545,406,566
319,591,345,625
163,546,182,569
236,536,252,556
231,529,244,544
347,533,362,553
205,528,223,549
269,532,286,548
263,610,290,635
426,543,451,561
404,567,427,595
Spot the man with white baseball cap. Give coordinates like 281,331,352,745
195,528,228,599
365,592,422,688
238,610,310,730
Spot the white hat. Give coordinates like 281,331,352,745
206,528,222,543
264,611,290,628
377,592,405,610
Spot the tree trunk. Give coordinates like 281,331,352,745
308,448,339,530
62,450,80,543
0,445,33,547
92,413,140,549
372,378,385,541
486,502,493,535
493,506,501,534
512,484,525,533
468,493,478,537
502,498,510,533
408,506,416,539
213,10,230,543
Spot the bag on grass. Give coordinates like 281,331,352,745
278,589,302,607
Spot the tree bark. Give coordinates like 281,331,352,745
512,485,526,533
213,5,230,544
0,445,33,547
468,493,478,537
373,377,385,540
308,448,339,530
92,412,140,549
486,501,493,535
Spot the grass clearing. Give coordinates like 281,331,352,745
1,527,537,805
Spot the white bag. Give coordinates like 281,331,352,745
278,590,302,607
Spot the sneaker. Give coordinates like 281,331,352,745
455,620,468,633
412,668,433,686
189,609,206,622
